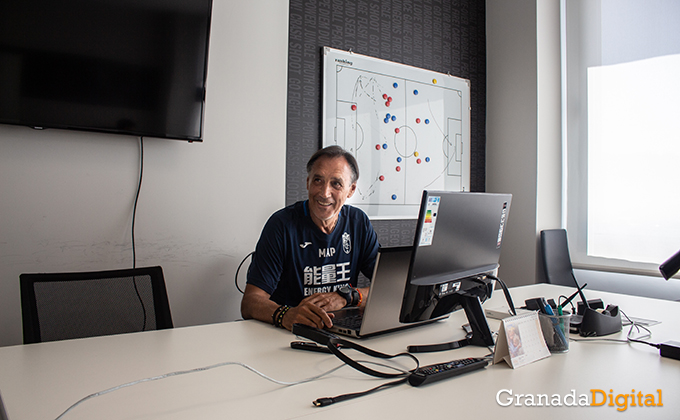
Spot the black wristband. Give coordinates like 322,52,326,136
272,305,290,328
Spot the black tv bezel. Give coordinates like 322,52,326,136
0,0,213,142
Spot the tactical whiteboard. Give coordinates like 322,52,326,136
322,47,471,219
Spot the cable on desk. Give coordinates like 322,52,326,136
313,377,408,407
570,310,653,345
53,360,346,420
486,274,516,316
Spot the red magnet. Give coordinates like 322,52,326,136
351,104,357,111
395,128,400,133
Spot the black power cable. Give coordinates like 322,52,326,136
313,377,408,407
131,137,144,269
235,251,255,294
486,274,516,316
131,137,147,330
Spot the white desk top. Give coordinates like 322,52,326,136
1,284,679,420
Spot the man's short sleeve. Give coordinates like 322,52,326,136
246,213,287,295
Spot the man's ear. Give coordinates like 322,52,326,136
347,183,356,199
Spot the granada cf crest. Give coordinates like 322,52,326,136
342,232,351,254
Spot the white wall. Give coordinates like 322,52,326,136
486,0,562,287
0,0,290,347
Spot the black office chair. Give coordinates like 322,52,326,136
20,266,173,344
540,229,578,287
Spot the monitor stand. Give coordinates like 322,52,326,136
407,293,495,353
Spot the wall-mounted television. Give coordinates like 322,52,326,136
0,0,213,142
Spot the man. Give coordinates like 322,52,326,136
241,145,379,331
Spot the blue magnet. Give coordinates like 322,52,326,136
391,115,396,121
393,82,398,88
396,157,402,163
392,194,397,200
425,157,431,162
382,143,388,149
413,89,419,95
384,118,389,124
425,119,430,124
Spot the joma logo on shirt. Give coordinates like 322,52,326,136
319,247,336,258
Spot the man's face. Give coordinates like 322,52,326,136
306,156,356,231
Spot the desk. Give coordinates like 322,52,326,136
1,284,679,420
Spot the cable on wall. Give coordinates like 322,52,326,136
131,137,144,269
130,136,147,330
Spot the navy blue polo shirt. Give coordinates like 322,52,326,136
246,200,379,306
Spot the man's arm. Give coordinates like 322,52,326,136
241,284,343,331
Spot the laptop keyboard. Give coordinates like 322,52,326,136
333,313,363,329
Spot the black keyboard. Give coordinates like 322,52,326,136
408,357,488,387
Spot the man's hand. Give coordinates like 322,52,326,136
281,292,346,330
242,285,347,331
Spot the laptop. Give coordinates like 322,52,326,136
328,246,446,338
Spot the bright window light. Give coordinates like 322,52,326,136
564,0,680,274
587,54,680,264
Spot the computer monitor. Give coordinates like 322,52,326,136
399,190,512,352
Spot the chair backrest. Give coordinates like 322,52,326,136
540,229,578,287
20,266,173,344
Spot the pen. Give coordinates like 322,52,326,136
560,283,588,307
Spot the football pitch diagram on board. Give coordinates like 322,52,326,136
322,47,471,219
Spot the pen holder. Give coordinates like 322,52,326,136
538,313,571,353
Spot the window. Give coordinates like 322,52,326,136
563,0,680,275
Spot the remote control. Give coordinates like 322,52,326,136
408,357,488,387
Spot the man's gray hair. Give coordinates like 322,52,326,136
306,145,359,184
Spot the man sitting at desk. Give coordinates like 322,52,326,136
241,145,379,331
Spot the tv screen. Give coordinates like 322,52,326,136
0,0,212,141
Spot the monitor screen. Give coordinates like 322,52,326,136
0,0,212,141
399,191,512,343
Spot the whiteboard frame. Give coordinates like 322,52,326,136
322,47,471,219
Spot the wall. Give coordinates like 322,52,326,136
486,0,562,286
285,0,487,247
0,0,290,347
